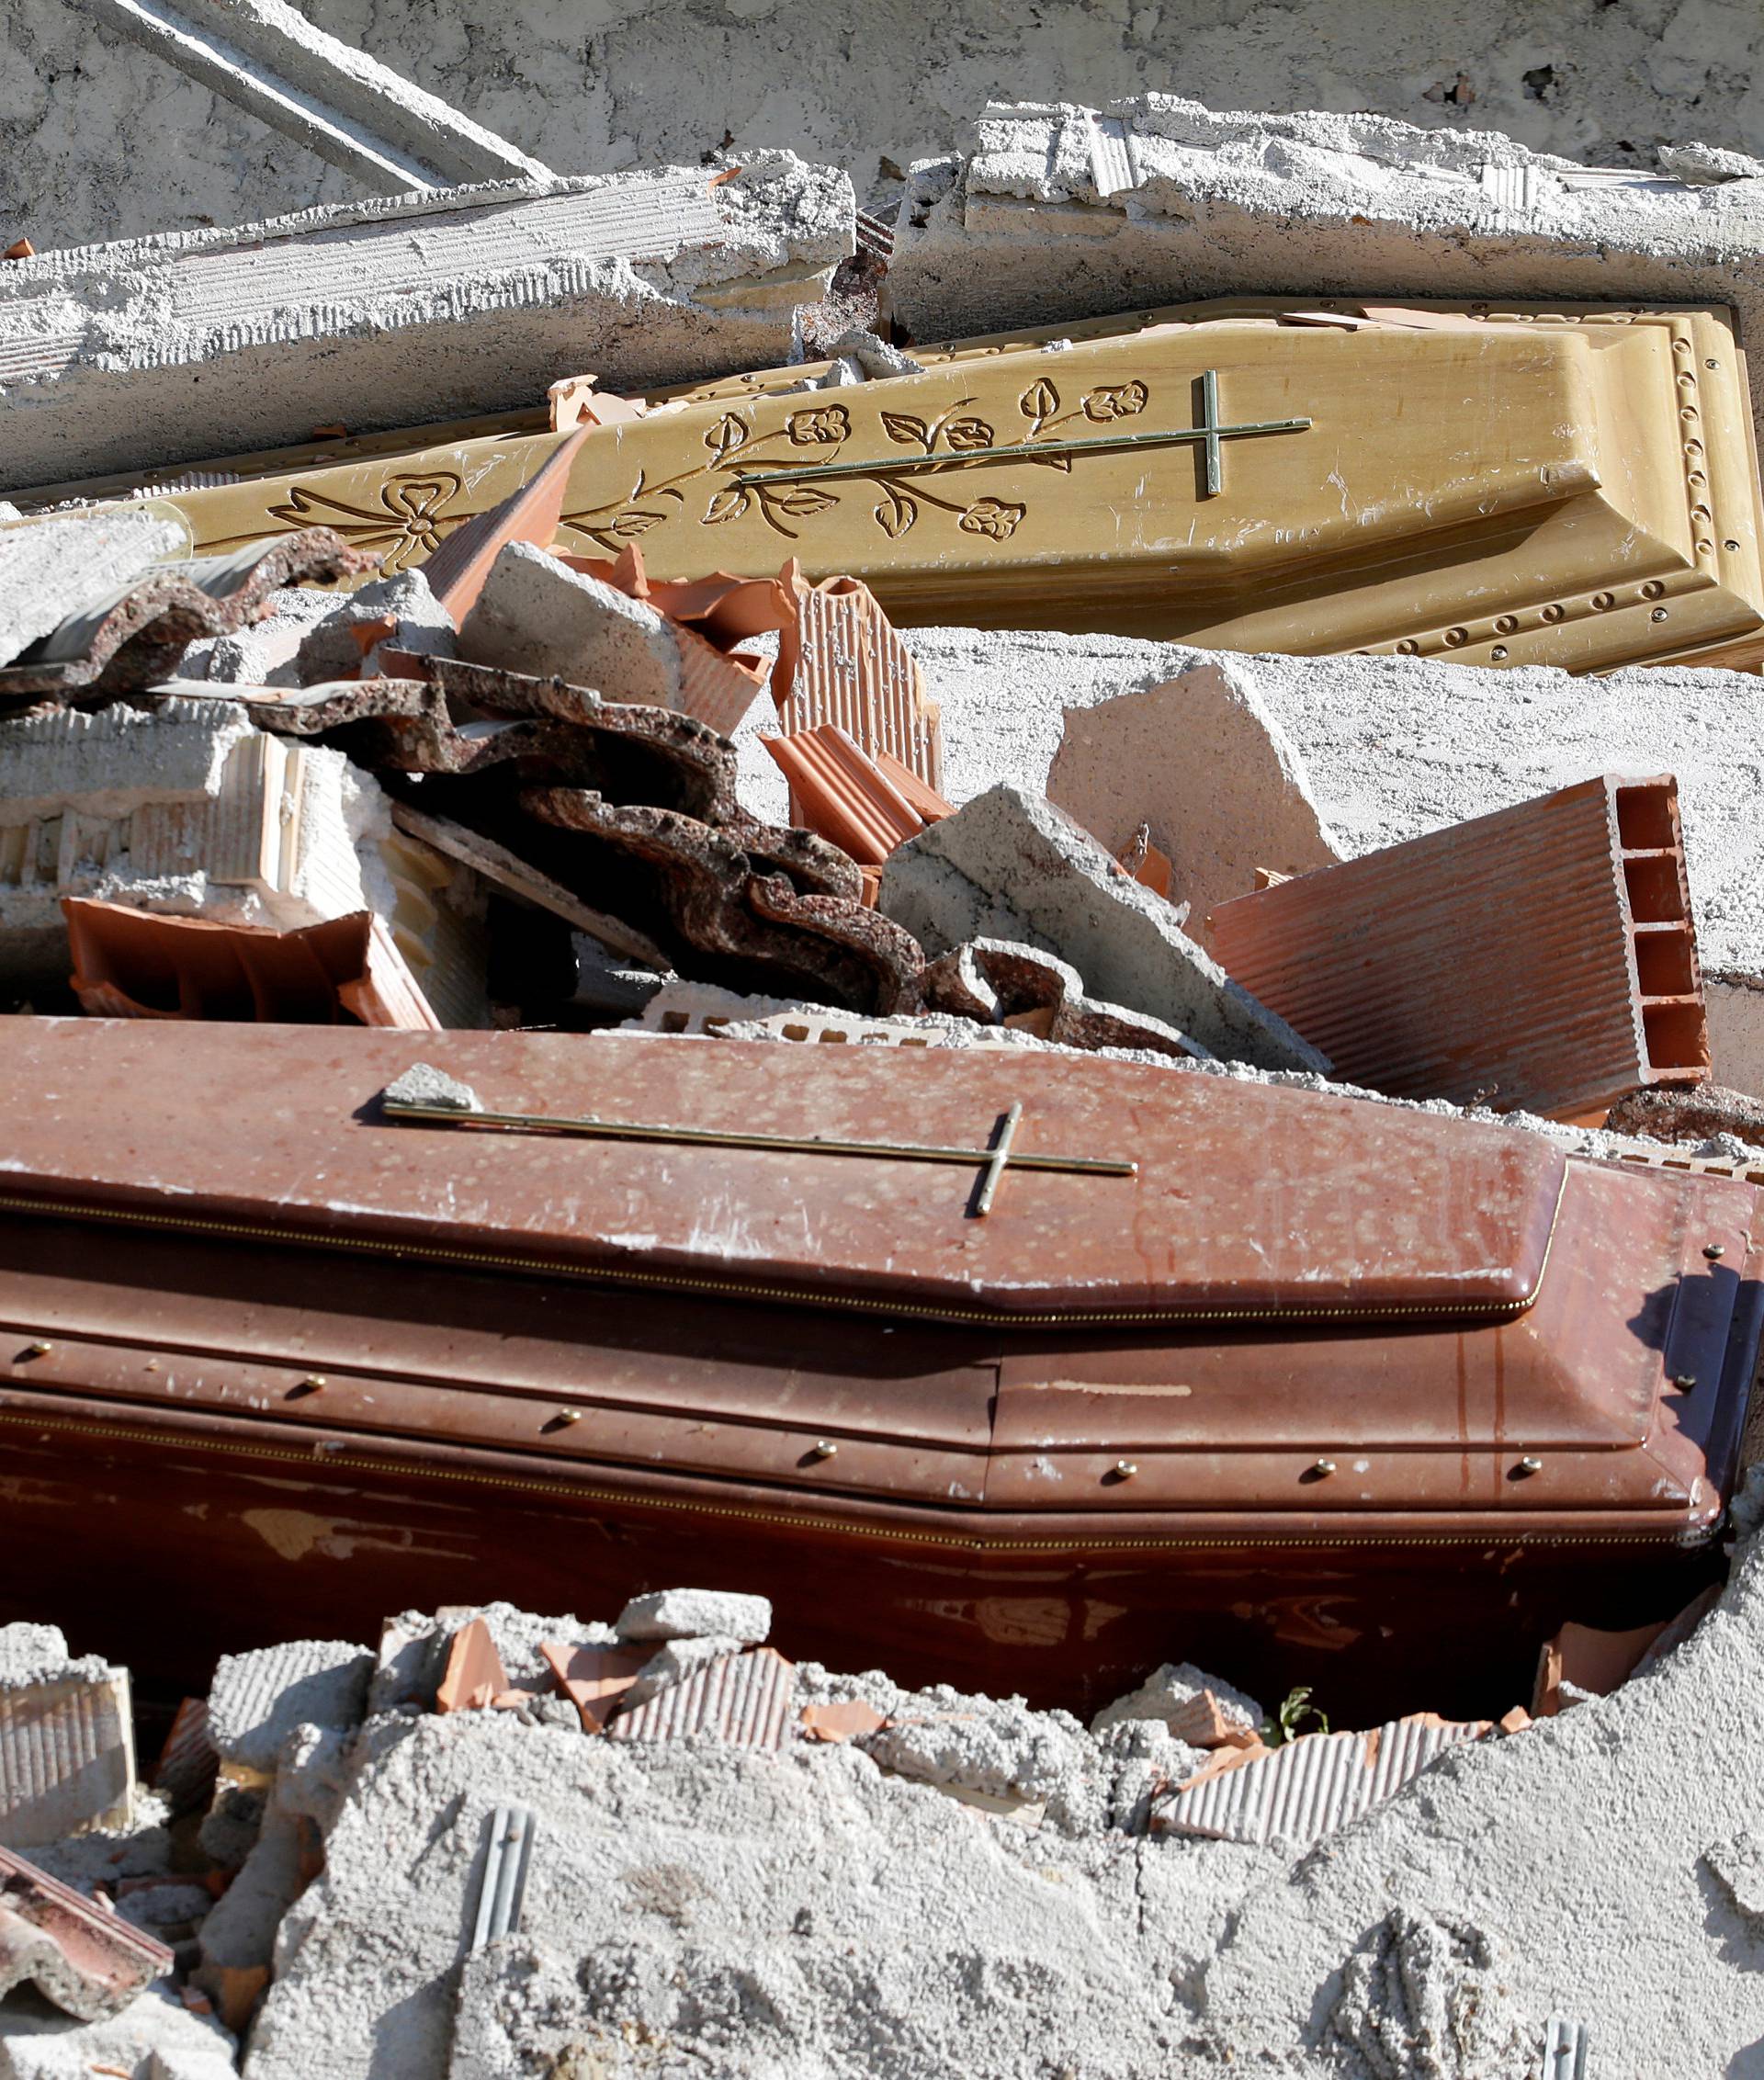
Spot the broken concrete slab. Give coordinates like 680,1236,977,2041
0,1984,237,2078
921,936,1210,1059
876,784,1327,1069
616,1588,773,1645
205,1638,371,1781
1,153,854,494
458,542,683,701
891,96,1764,446
1045,664,1339,926
290,569,457,686
1090,1663,1265,1748
0,510,185,670
89,0,553,196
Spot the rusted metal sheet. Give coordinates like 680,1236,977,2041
1159,1713,1489,1847
609,1648,796,1752
0,1022,1755,1719
0,1845,172,2020
0,529,372,702
1207,776,1709,1120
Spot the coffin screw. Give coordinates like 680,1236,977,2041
20,1341,51,1359
1114,1460,1138,1480
1673,1373,1698,1392
1308,1459,1337,1479
809,1440,838,1460
1515,1455,1544,1476
556,1408,581,1424
1704,1244,1726,1260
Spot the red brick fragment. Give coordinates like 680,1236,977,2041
435,1619,509,1713
538,1641,648,1733
798,1700,888,1743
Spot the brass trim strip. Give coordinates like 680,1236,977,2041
0,1173,1567,1331
0,1405,1684,1556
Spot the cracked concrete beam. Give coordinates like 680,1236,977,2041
86,0,552,194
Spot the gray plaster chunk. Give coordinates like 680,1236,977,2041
291,569,456,686
457,542,682,702
1705,1831,1764,1923
861,1685,1111,1838
117,1880,213,1936
891,96,1764,447
0,512,184,667
1658,141,1764,184
1091,1661,1266,1742
196,1808,310,1979
0,1985,238,2080
616,1588,773,1646
0,1624,71,1689
244,1713,1193,2080
184,582,340,686
206,1638,372,1776
877,783,1329,1070
1325,1906,1538,2080
381,1062,483,1114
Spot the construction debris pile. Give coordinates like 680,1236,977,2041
9,36,1764,2080
6,1543,1754,2078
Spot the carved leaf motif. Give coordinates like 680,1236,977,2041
942,415,995,453
1019,378,1060,427
1026,453,1073,471
768,485,839,517
607,509,669,537
704,484,754,525
873,487,919,538
706,413,749,458
880,412,932,448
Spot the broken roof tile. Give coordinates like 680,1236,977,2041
0,1845,172,2021
776,574,943,795
63,901,442,1030
799,1700,889,1743
436,1619,510,1714
1207,774,1711,1120
762,723,942,867
419,428,590,627
538,1642,649,1734
608,1647,797,1753
1159,1713,1491,1848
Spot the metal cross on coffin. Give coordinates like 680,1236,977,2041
383,1092,1136,1217
735,367,1311,500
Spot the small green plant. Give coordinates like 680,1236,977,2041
1263,1685,1330,1747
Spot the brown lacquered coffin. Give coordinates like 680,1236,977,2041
0,1019,1757,1719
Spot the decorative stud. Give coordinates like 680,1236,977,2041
1309,1458,1338,1478
1515,1455,1544,1476
808,1440,838,1460
1673,1373,1698,1392
21,1341,51,1359
1114,1460,1138,1480
1704,1243,1726,1260
555,1407,581,1424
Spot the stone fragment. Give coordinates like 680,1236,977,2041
291,569,457,685
921,935,1209,1059
205,1639,372,1780
458,542,684,701
186,582,341,687
616,1588,773,1645
877,784,1326,1069
0,511,184,670
382,1061,484,1113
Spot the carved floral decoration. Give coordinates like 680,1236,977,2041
265,471,466,572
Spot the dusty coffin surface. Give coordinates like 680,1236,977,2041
0,1020,1757,1719
39,295,1764,672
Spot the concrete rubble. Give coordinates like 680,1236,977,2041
7,28,1764,2075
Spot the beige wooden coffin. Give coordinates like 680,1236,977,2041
12,298,1764,673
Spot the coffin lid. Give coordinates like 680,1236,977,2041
0,1022,1566,1327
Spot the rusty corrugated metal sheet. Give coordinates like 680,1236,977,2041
609,1648,796,1752
779,577,942,794
1206,775,1709,1120
1161,1713,1488,1848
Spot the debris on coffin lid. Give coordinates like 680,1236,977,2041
383,1061,485,1114
0,529,377,703
922,936,1209,1059
1208,775,1710,1120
